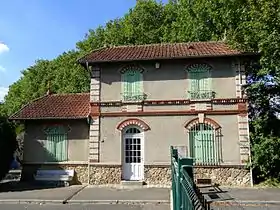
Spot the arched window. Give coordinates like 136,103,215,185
189,123,221,165
125,127,141,134
186,64,213,99
44,126,68,162
121,66,145,101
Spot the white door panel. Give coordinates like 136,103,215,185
122,128,144,181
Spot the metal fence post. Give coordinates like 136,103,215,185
171,146,178,210
176,156,182,210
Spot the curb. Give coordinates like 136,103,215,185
211,200,280,206
0,199,64,204
66,200,170,204
0,199,170,205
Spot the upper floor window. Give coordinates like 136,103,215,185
186,64,214,100
121,65,146,101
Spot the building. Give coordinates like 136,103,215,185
10,41,254,186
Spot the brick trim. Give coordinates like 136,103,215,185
184,117,221,130
91,98,247,107
98,109,245,117
117,118,150,131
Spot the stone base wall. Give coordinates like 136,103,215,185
144,165,171,186
21,164,88,184
22,164,251,186
194,166,251,186
89,165,121,185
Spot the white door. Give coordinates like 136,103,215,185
122,127,144,181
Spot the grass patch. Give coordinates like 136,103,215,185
255,178,280,188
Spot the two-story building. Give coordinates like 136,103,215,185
10,41,253,186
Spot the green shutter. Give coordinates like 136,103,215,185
45,126,67,162
187,64,212,99
122,69,143,101
46,133,56,161
189,123,218,165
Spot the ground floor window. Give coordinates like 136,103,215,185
189,123,221,165
45,126,67,162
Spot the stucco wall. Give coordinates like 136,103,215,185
23,119,89,163
100,58,236,101
99,115,240,165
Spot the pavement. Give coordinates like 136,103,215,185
0,181,170,204
1,181,280,210
198,185,280,210
0,204,170,210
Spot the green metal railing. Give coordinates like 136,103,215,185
171,146,210,210
187,90,215,100
121,92,147,101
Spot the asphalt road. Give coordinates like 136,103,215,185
0,204,170,210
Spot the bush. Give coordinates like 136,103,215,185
251,135,280,181
0,117,17,180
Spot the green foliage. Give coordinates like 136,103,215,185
1,0,280,183
0,117,17,180
3,51,90,116
251,135,280,180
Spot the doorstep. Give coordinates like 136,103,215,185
121,180,144,186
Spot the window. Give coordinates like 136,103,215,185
121,68,145,101
187,64,213,99
189,123,220,165
45,126,67,162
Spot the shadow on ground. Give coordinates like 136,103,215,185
0,180,65,193
198,184,234,203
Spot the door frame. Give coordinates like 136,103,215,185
121,126,144,181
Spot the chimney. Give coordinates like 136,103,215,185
47,81,51,95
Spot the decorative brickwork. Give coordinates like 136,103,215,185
184,117,221,130
117,118,150,131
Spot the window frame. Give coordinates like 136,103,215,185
44,125,68,162
189,123,221,165
186,63,214,100
121,65,145,102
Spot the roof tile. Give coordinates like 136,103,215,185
78,41,249,64
9,93,90,120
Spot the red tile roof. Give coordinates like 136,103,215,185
78,41,252,64
9,93,90,120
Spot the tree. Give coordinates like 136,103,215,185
0,117,17,180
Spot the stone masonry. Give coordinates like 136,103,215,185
22,164,250,186
194,166,251,186
144,166,171,186
89,165,121,185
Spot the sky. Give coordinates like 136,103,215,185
0,0,166,101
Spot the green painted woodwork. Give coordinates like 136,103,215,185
170,146,209,210
121,69,144,101
189,123,219,165
187,64,213,99
45,126,67,162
